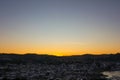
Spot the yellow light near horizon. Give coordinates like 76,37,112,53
53,53,64,56
0,43,119,56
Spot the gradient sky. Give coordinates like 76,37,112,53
0,0,120,56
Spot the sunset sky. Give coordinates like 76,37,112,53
0,0,120,56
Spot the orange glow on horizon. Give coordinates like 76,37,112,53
0,43,119,56
0,50,119,56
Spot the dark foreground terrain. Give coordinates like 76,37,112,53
0,53,120,80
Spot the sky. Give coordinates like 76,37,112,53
0,0,120,56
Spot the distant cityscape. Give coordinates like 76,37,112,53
0,53,120,80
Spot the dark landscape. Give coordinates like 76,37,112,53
0,53,120,80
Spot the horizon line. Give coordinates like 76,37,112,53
0,52,120,57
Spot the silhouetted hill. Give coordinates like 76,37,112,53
0,53,120,64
